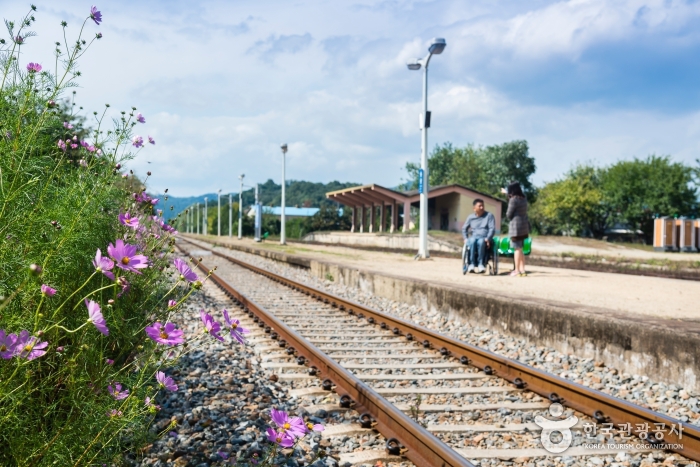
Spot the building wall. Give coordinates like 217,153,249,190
428,192,502,233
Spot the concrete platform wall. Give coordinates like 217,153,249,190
204,239,700,392
302,231,461,253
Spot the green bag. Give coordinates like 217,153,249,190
492,235,532,256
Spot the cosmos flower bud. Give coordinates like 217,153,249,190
29,264,43,275
193,281,202,290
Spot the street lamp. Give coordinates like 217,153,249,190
217,189,222,237
407,37,446,259
238,174,245,240
204,197,208,235
280,143,288,245
229,193,233,237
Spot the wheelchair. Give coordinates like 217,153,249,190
462,237,498,275
462,236,533,276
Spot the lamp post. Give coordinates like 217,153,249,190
280,143,288,245
407,37,446,260
254,183,261,242
204,197,208,235
229,193,233,237
217,189,222,237
238,174,245,240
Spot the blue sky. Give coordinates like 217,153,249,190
4,0,700,196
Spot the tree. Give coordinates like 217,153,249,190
601,155,698,241
530,164,610,237
404,140,536,199
480,140,537,199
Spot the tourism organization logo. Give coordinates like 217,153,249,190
534,403,686,454
534,403,578,453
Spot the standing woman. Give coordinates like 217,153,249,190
505,181,529,276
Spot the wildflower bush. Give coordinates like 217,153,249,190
0,5,326,466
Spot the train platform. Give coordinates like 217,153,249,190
194,234,698,320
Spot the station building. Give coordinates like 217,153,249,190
326,184,504,233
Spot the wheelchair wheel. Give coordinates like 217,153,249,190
461,243,468,275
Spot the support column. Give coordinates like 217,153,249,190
379,204,385,232
369,205,374,233
351,207,355,233
403,201,411,232
391,202,397,233
359,205,365,233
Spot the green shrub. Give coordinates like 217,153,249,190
0,7,182,465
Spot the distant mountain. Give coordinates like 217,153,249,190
154,179,359,222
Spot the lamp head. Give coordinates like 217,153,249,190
407,59,422,71
239,173,245,180
428,38,446,55
281,143,288,153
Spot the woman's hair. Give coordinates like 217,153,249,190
506,181,525,198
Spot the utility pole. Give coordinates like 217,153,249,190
238,174,245,240
229,193,233,237
280,144,288,245
204,197,208,235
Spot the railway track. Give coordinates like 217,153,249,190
179,237,699,466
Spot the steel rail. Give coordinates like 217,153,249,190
182,237,700,462
186,251,474,467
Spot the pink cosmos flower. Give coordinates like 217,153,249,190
93,248,115,280
167,299,177,308
15,330,48,361
270,409,307,438
145,396,161,411
150,198,159,205
156,371,178,391
108,382,129,400
132,136,143,148
90,6,102,25
200,311,224,341
57,140,66,151
145,322,185,345
86,300,109,336
173,258,198,283
26,62,42,73
148,136,155,144
105,358,114,365
136,113,145,123
71,144,78,149
223,309,249,344
41,284,56,297
79,159,88,167
116,276,131,298
266,427,295,448
118,212,140,229
63,121,73,129
107,409,122,418
107,239,148,274
0,330,18,359
305,421,324,433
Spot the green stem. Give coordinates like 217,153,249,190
51,271,98,318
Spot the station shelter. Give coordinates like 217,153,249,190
326,184,503,233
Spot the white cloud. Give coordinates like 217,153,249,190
3,0,700,197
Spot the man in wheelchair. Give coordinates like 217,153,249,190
461,199,496,274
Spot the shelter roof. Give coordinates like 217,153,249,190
327,183,505,207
